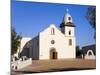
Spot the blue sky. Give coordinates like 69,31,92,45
12,1,96,47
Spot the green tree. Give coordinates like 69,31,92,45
11,27,22,56
86,6,96,38
76,46,81,57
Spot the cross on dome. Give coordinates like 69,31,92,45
60,9,75,28
63,9,73,24
66,8,69,13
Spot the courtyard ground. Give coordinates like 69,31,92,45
12,59,96,74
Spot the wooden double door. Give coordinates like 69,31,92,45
50,48,57,59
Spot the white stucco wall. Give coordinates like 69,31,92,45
64,26,75,36
85,55,96,59
39,24,76,60
11,58,32,70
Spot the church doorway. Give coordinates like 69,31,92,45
50,48,57,59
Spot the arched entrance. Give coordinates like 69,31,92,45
87,50,94,56
50,48,57,59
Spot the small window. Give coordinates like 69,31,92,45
69,31,71,35
68,17,71,20
69,39,72,45
51,28,55,35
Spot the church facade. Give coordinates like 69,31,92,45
20,11,76,60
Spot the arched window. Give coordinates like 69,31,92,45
68,17,71,20
69,39,72,45
51,28,55,35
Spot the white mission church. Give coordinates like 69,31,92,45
16,11,76,60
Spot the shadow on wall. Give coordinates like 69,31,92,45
20,38,39,60
20,42,30,58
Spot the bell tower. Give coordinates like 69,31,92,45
60,9,75,36
60,9,76,58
